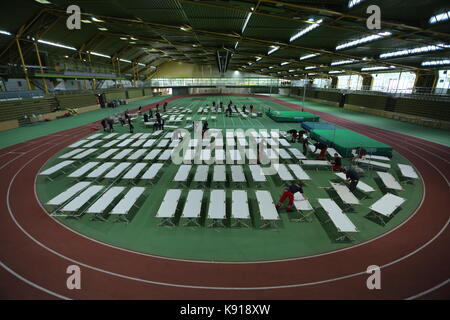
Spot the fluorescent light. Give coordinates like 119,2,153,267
91,17,105,23
129,42,136,44
37,39,76,51
288,69,295,72
256,57,262,62
35,0,52,4
180,26,191,31
89,51,111,59
329,70,345,74
380,43,449,59
305,66,316,70
429,11,450,24
81,19,92,24
242,8,254,33
336,32,392,50
269,66,274,69
289,19,322,42
422,59,450,66
280,61,289,66
361,66,395,71
130,37,139,41
268,46,279,55
119,59,132,63
331,60,356,66
0,30,12,36
348,0,364,8
98,27,108,31
234,42,239,50
300,53,319,60
120,37,128,40
138,63,146,67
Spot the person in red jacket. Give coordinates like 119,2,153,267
276,183,307,212
313,142,328,160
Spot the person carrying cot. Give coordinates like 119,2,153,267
276,183,308,212
340,167,360,192
313,141,328,160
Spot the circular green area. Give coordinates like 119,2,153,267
36,96,423,262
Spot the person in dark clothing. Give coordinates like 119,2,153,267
119,117,125,126
202,120,209,138
301,135,308,155
156,104,159,112
234,105,238,113
249,105,254,113
124,111,130,119
160,118,165,130
287,129,298,143
341,167,360,192
276,183,307,212
149,109,153,118
155,112,161,122
163,102,167,112
226,105,232,117
128,118,134,133
242,105,246,113
353,147,367,160
143,113,149,123
331,153,342,171
107,118,114,132
101,119,107,131
152,121,159,132
138,106,142,113
313,142,328,160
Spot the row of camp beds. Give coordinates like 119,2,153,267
46,182,145,222
156,189,280,228
68,132,165,148
172,164,311,187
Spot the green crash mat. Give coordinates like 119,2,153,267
266,110,320,122
311,129,393,157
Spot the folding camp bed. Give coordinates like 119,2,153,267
103,139,120,148
117,139,135,148
47,181,92,207
169,140,180,148
214,149,225,163
83,140,103,148
130,139,145,148
327,147,342,158
72,148,98,160
173,165,192,187
122,163,147,182
151,130,163,137
103,133,118,139
193,165,209,185
377,171,403,191
68,140,88,148
355,158,391,170
112,149,134,160
86,162,115,179
301,160,331,170
164,132,174,139
288,148,307,160
249,164,266,187
287,164,311,180
262,149,279,163
228,149,243,163
39,160,75,179
86,133,103,140
202,138,211,147
104,162,131,179
116,133,132,140
330,182,360,208
59,148,85,159
292,193,314,222
225,131,235,139
276,164,295,183
277,149,292,161
86,186,125,221
138,133,151,139
245,149,258,164
110,187,145,223
335,172,375,193
231,190,250,227
318,199,358,241
143,139,157,148
237,138,248,147
398,164,419,182
255,191,280,228
363,154,390,162
58,185,104,218
97,148,119,160
279,139,291,148
308,144,321,155
181,190,203,226
183,149,196,164
368,193,406,225
231,165,246,186
127,149,148,161
68,162,99,179
199,149,211,163
144,148,162,160
213,138,224,148
266,139,279,147
213,165,226,187
200,117,207,121
188,139,199,148
207,190,226,227
158,149,173,161
226,138,236,148
141,163,164,185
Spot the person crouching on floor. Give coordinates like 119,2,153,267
340,167,360,192
276,183,307,212
313,141,328,160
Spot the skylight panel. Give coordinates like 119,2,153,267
380,43,449,59
336,32,391,50
422,59,450,66
289,19,323,42
429,11,450,24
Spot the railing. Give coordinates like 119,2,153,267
150,78,283,87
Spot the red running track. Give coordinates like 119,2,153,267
0,95,449,300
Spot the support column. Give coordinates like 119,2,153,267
33,41,48,94
16,38,32,90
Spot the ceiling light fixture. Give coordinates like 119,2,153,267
380,43,449,59
421,59,450,66
91,17,105,23
300,53,319,60
268,46,280,55
289,19,323,42
336,32,392,50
